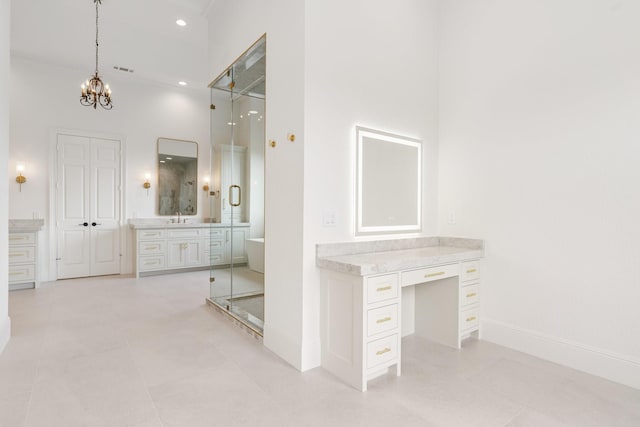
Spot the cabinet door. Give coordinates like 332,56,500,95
230,228,248,263
184,240,204,266
220,146,247,223
168,240,203,268
167,241,186,268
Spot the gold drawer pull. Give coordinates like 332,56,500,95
9,253,20,257
376,347,391,356
376,285,392,292
466,268,477,273
466,292,477,298
466,316,477,322
9,272,22,276
376,316,392,324
425,271,445,278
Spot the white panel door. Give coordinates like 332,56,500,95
57,134,92,279
56,133,121,279
90,139,121,276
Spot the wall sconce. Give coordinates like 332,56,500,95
203,177,210,193
143,172,151,195
16,162,26,192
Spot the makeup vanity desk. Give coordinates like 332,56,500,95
317,237,484,391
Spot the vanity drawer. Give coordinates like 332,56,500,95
167,229,202,239
8,264,35,283
461,260,480,282
8,246,36,263
460,283,479,307
209,253,226,264
367,304,399,337
208,229,225,238
401,263,459,287
366,274,398,304
138,229,166,240
208,239,225,251
9,232,36,245
367,334,399,369
139,255,166,271
460,306,480,333
138,241,166,255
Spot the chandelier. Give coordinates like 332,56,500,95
80,0,113,110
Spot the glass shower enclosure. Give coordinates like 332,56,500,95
207,36,266,335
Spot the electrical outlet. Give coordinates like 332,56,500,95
448,210,456,224
323,210,337,227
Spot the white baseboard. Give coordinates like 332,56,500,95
482,318,640,390
0,316,10,354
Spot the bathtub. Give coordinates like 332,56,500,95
246,238,264,274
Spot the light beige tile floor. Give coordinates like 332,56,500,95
1,271,639,427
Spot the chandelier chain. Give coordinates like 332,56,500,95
95,0,99,73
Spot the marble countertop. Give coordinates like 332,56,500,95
9,219,45,233
316,236,483,276
129,219,249,230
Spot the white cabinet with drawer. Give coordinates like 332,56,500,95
459,260,480,337
133,224,249,277
321,256,482,391
321,271,402,392
8,220,44,290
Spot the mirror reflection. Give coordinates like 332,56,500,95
356,126,422,235
157,138,198,215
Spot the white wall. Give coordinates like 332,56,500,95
9,57,209,279
0,0,11,353
302,0,439,369
438,0,640,388
207,0,439,370
207,0,306,369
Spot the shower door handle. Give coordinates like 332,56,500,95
229,185,241,207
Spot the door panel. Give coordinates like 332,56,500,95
56,133,121,279
90,138,121,276
57,134,91,279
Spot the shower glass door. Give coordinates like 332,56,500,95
208,36,266,334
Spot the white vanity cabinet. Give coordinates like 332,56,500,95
317,237,484,391
133,223,249,277
9,232,38,290
8,220,44,291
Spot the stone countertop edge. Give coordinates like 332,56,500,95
316,236,484,276
129,221,250,229
9,219,45,232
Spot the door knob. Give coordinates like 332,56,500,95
92,222,97,226
78,222,89,227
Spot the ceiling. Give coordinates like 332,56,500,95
10,0,214,89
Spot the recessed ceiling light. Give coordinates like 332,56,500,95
248,110,258,115
178,81,187,86
176,19,187,27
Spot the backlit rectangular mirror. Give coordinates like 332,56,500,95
356,126,422,235
157,138,198,215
